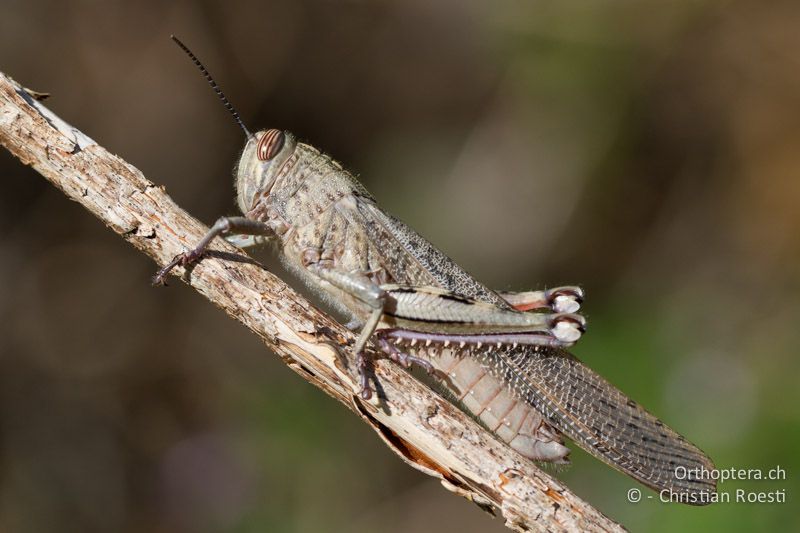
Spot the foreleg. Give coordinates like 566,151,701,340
153,216,276,285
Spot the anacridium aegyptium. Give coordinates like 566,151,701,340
155,36,716,503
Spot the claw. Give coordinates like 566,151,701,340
152,249,204,286
356,351,374,400
151,274,169,287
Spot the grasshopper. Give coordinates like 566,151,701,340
155,36,716,503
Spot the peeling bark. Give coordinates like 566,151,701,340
0,71,624,533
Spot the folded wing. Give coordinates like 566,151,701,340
494,345,717,502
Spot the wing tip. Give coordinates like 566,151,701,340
643,451,719,506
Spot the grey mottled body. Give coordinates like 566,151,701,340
232,136,577,460
155,36,612,492
237,135,508,317
155,128,716,503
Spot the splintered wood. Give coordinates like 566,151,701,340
0,70,623,533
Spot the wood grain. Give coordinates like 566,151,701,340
0,70,624,533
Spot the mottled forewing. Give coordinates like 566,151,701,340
496,345,717,501
356,201,509,307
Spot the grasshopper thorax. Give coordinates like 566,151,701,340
236,129,297,213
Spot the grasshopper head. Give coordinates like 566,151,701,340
168,37,296,214
236,129,297,213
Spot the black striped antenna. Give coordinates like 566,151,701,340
170,35,252,139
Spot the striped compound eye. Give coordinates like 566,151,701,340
256,129,285,161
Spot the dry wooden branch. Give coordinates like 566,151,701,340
0,70,624,533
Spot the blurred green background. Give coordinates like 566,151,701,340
1,1,798,531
